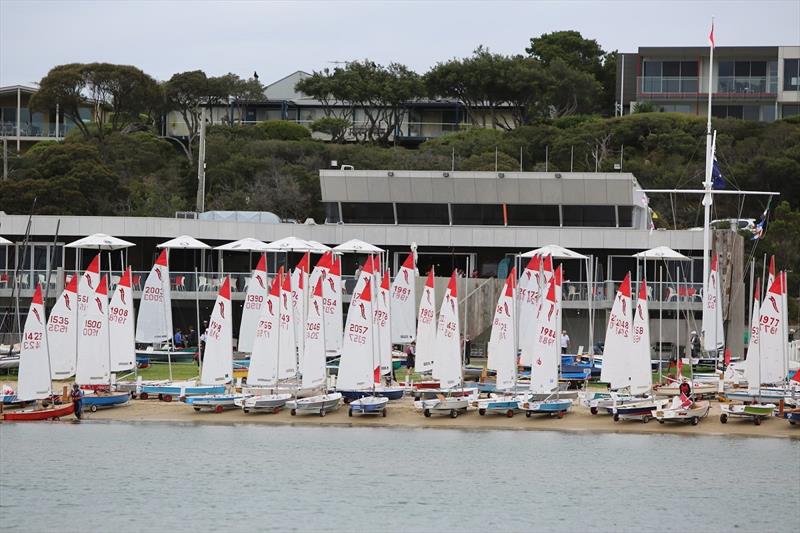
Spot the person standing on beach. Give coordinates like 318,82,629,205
405,342,415,381
71,383,84,420
561,330,570,354
464,335,472,365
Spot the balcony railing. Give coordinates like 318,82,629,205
0,121,73,138
637,76,777,98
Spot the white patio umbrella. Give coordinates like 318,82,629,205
0,236,11,245
333,238,384,254
262,236,322,252
157,235,210,250
65,233,135,284
632,246,691,261
214,237,268,252
519,244,587,259
305,240,332,253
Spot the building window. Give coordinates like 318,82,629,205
718,60,771,94
562,206,616,227
340,202,394,224
783,104,800,118
641,60,698,94
451,204,504,225
762,104,776,123
506,205,560,226
617,206,633,228
785,58,800,91
324,202,340,223
395,203,449,225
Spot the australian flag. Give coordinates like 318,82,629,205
711,156,725,190
753,206,769,240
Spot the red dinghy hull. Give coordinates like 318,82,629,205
2,402,75,421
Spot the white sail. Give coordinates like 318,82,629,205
278,271,297,380
323,255,343,354
758,275,787,385
135,249,172,343
433,272,461,389
530,277,560,394
352,255,377,300
77,254,101,315
377,271,392,375
702,254,724,352
629,279,653,395
238,253,268,353
518,254,541,367
745,282,761,394
75,277,111,386
301,276,327,390
200,276,233,385
554,264,564,356
291,253,309,366
390,253,416,344
601,273,633,390
487,269,516,391
108,267,135,372
337,278,375,390
17,285,52,401
247,270,282,386
414,269,437,374
47,274,78,379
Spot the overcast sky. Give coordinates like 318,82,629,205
2,0,799,87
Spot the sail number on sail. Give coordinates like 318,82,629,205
82,320,104,337
48,315,70,333
245,294,264,309
143,286,164,302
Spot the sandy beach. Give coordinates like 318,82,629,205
52,396,796,439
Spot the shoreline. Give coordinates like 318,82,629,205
22,398,796,439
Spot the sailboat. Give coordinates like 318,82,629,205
238,268,293,413
700,253,725,367
409,268,438,390
611,279,659,422
187,276,246,412
2,285,76,421
237,253,268,355
415,272,476,417
518,254,542,368
322,254,343,357
75,276,130,412
390,252,416,347
475,268,522,417
341,278,389,417
720,274,783,425
109,267,136,373
47,274,78,380
520,275,573,417
134,249,197,366
291,252,310,369
288,275,343,417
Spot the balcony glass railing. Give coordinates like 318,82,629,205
0,122,73,137
637,76,777,96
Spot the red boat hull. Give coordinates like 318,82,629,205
2,402,75,421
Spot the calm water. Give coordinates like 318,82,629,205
1,423,797,532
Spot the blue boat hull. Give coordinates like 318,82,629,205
83,392,130,408
140,384,225,396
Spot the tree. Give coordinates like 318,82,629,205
30,63,161,140
540,59,603,117
311,117,351,143
163,70,212,163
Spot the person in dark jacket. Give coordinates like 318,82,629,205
71,383,84,420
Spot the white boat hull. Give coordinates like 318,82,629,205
287,392,342,416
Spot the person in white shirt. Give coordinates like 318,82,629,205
561,330,570,354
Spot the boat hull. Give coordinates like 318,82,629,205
2,402,75,421
339,387,404,401
414,396,470,417
135,348,198,363
349,396,389,416
237,393,292,412
520,399,572,416
287,393,343,416
139,382,225,400
83,392,130,411
652,400,710,424
187,394,247,412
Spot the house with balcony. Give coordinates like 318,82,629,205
617,45,800,121
0,85,92,152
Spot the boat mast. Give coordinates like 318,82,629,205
43,220,61,398
702,19,715,366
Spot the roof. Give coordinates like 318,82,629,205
0,85,39,96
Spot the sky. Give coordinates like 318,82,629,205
2,0,799,87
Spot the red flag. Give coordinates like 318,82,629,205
708,21,715,48
374,366,381,384
791,368,800,384
723,347,731,366
677,357,683,378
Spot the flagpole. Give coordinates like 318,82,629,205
702,19,715,360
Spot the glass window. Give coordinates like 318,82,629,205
768,61,778,93
663,61,680,77
340,202,394,224
718,61,734,77
735,61,750,76
681,61,698,77
750,61,766,76
506,205,560,226
727,105,744,119
711,105,727,118
783,104,800,118
743,106,760,121
324,202,340,223
451,204,504,225
643,61,661,76
618,206,633,227
562,206,616,227
762,104,776,123
784,59,800,91
395,203,449,225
